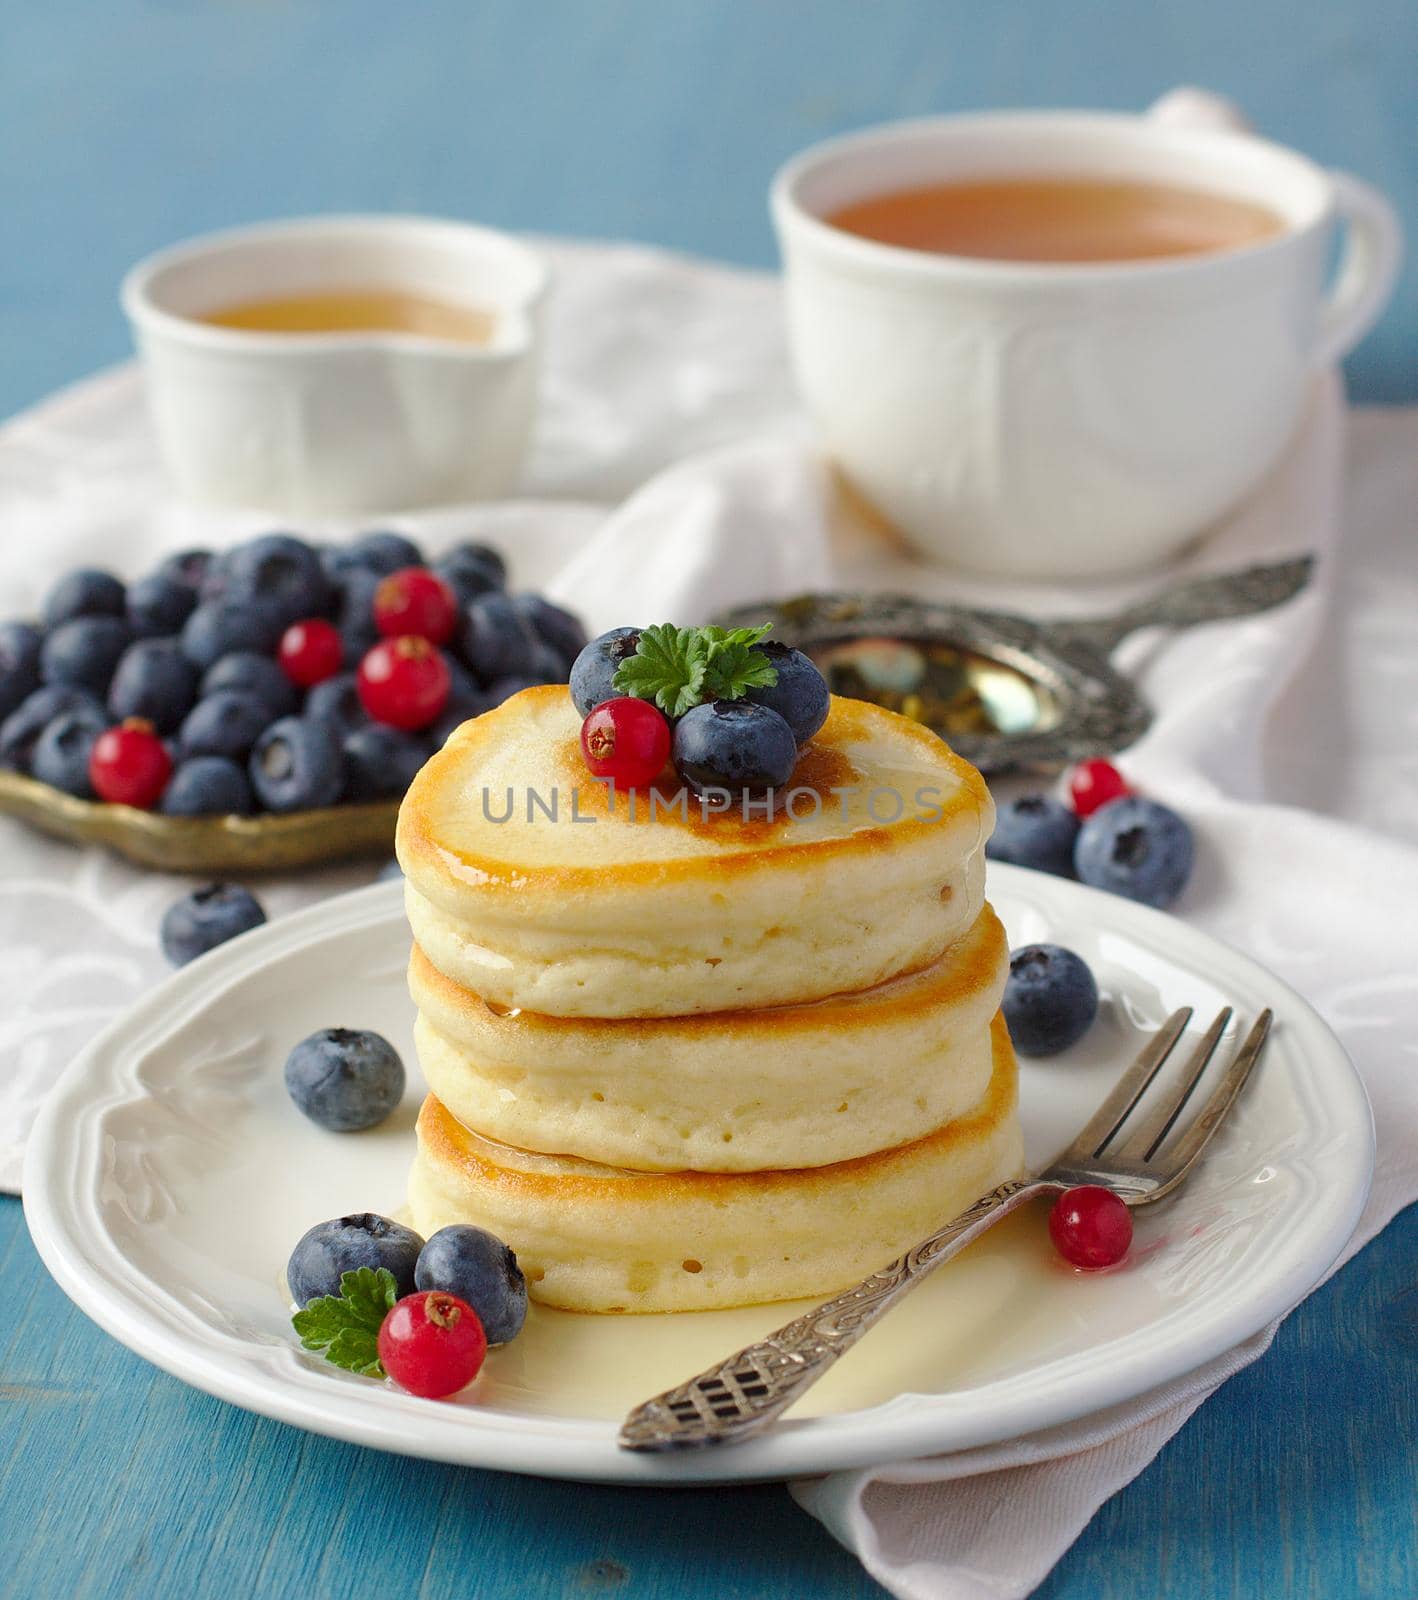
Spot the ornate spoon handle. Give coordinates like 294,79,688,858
618,1176,1041,1452
1050,555,1315,654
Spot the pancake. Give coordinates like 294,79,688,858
409,903,1008,1172
407,1013,1023,1313
398,686,994,1017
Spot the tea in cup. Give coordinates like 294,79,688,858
772,112,1401,578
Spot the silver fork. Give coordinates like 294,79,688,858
619,1005,1272,1452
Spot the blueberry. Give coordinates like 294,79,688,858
1002,944,1099,1056
441,540,505,586
526,640,566,684
249,716,344,812
160,756,254,816
30,705,109,797
483,675,543,707
40,616,132,694
342,724,428,802
430,657,491,742
322,531,424,583
350,530,424,574
435,546,504,608
987,795,1080,879
744,643,830,744
435,564,499,613
333,568,382,664
319,546,362,584
1075,797,1194,909
107,639,200,733
672,700,797,796
178,690,272,762
159,882,266,966
443,654,486,708
459,592,539,682
305,673,369,738
283,1027,406,1132
415,1225,527,1344
568,627,641,717
181,598,283,670
512,596,586,670
42,568,125,628
0,621,43,721
430,701,485,745
0,686,103,771
198,548,235,601
154,548,213,591
287,1213,424,1308
125,574,197,639
201,651,298,719
222,532,332,626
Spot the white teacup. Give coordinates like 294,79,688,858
771,111,1401,578
122,215,548,515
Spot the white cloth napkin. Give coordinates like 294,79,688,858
791,395,1418,1599
2,241,1415,1600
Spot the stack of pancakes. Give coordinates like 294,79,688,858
398,685,1021,1314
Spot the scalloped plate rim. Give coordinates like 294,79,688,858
21,870,1374,1485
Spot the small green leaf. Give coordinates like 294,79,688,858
323,1326,385,1377
700,624,774,652
291,1265,397,1379
338,1265,399,1326
704,642,779,700
612,623,777,715
612,623,709,717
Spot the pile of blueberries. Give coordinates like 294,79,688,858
987,759,1195,911
282,1024,527,1391
289,1213,527,1350
0,531,586,816
988,759,1194,1066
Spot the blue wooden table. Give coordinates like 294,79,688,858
2,4,1415,1596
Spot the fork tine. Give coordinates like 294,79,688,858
1057,1007,1193,1164
1107,1007,1233,1163
1148,1009,1273,1198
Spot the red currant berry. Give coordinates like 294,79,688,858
580,697,671,787
1048,1185,1133,1270
357,636,451,730
277,618,344,688
373,567,457,646
1068,758,1131,818
377,1291,487,1399
89,718,173,808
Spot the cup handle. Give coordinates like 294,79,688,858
1311,172,1403,368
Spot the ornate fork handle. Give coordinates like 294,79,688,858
619,1175,1041,1451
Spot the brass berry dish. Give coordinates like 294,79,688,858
0,767,397,873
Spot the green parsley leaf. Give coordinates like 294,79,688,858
612,623,709,717
701,624,779,699
291,1266,398,1378
697,624,773,651
612,623,777,715
321,1326,387,1378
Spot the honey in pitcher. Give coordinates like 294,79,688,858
825,176,1285,264
198,289,497,343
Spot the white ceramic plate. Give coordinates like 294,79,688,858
23,867,1372,1484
